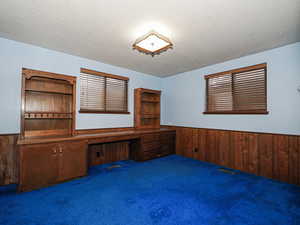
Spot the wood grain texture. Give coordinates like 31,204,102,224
0,134,18,185
134,88,161,129
288,136,299,185
163,125,300,185
176,128,194,157
273,135,289,182
89,142,130,166
21,68,77,139
258,133,274,179
1,128,175,186
19,140,87,192
197,129,207,161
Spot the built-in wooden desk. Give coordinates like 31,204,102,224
17,128,176,192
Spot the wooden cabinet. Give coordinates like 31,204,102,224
19,143,59,191
138,131,175,161
134,88,161,129
21,68,77,139
58,141,87,182
19,140,87,192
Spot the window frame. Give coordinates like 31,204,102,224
79,68,130,114
203,63,268,115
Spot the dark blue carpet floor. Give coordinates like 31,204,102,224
1,155,300,225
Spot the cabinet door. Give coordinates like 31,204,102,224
19,143,59,192
58,141,87,182
160,132,176,156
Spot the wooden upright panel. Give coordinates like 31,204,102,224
197,129,207,161
176,127,195,157
248,133,259,174
273,135,289,182
218,130,231,167
169,125,300,185
288,136,299,185
258,134,273,179
0,134,18,185
232,132,249,172
206,130,218,164
89,142,130,166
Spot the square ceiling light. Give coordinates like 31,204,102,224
133,30,173,56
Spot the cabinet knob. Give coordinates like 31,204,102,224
59,146,63,153
53,148,57,154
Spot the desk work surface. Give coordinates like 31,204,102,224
17,128,175,145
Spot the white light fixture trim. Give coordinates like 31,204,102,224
133,30,173,56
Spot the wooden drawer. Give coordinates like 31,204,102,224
160,132,176,143
141,133,160,143
161,142,175,155
142,150,160,161
142,141,161,151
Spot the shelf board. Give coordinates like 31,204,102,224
141,114,160,119
24,129,71,138
25,112,72,119
25,89,73,95
141,99,160,103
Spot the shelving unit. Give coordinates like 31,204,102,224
134,88,161,129
20,68,77,139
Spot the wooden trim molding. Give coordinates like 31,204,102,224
203,110,269,115
204,63,267,79
22,68,77,84
75,127,135,135
137,88,161,95
79,109,130,114
80,68,129,81
204,63,267,115
0,134,18,185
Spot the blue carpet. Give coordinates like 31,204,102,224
1,155,300,225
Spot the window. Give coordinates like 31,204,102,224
79,68,129,114
204,63,268,114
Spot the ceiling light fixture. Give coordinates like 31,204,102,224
132,30,173,57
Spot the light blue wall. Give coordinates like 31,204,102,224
1,37,299,135
161,42,300,135
0,37,162,134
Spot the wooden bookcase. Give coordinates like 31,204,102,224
134,88,161,129
20,68,77,139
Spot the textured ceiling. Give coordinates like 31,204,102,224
0,0,300,77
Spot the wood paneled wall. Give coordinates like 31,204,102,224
88,141,130,166
1,126,299,186
164,126,300,185
0,134,18,185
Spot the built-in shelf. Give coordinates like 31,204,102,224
25,89,73,95
141,114,160,119
24,112,72,119
141,99,160,103
134,88,161,129
21,68,76,139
